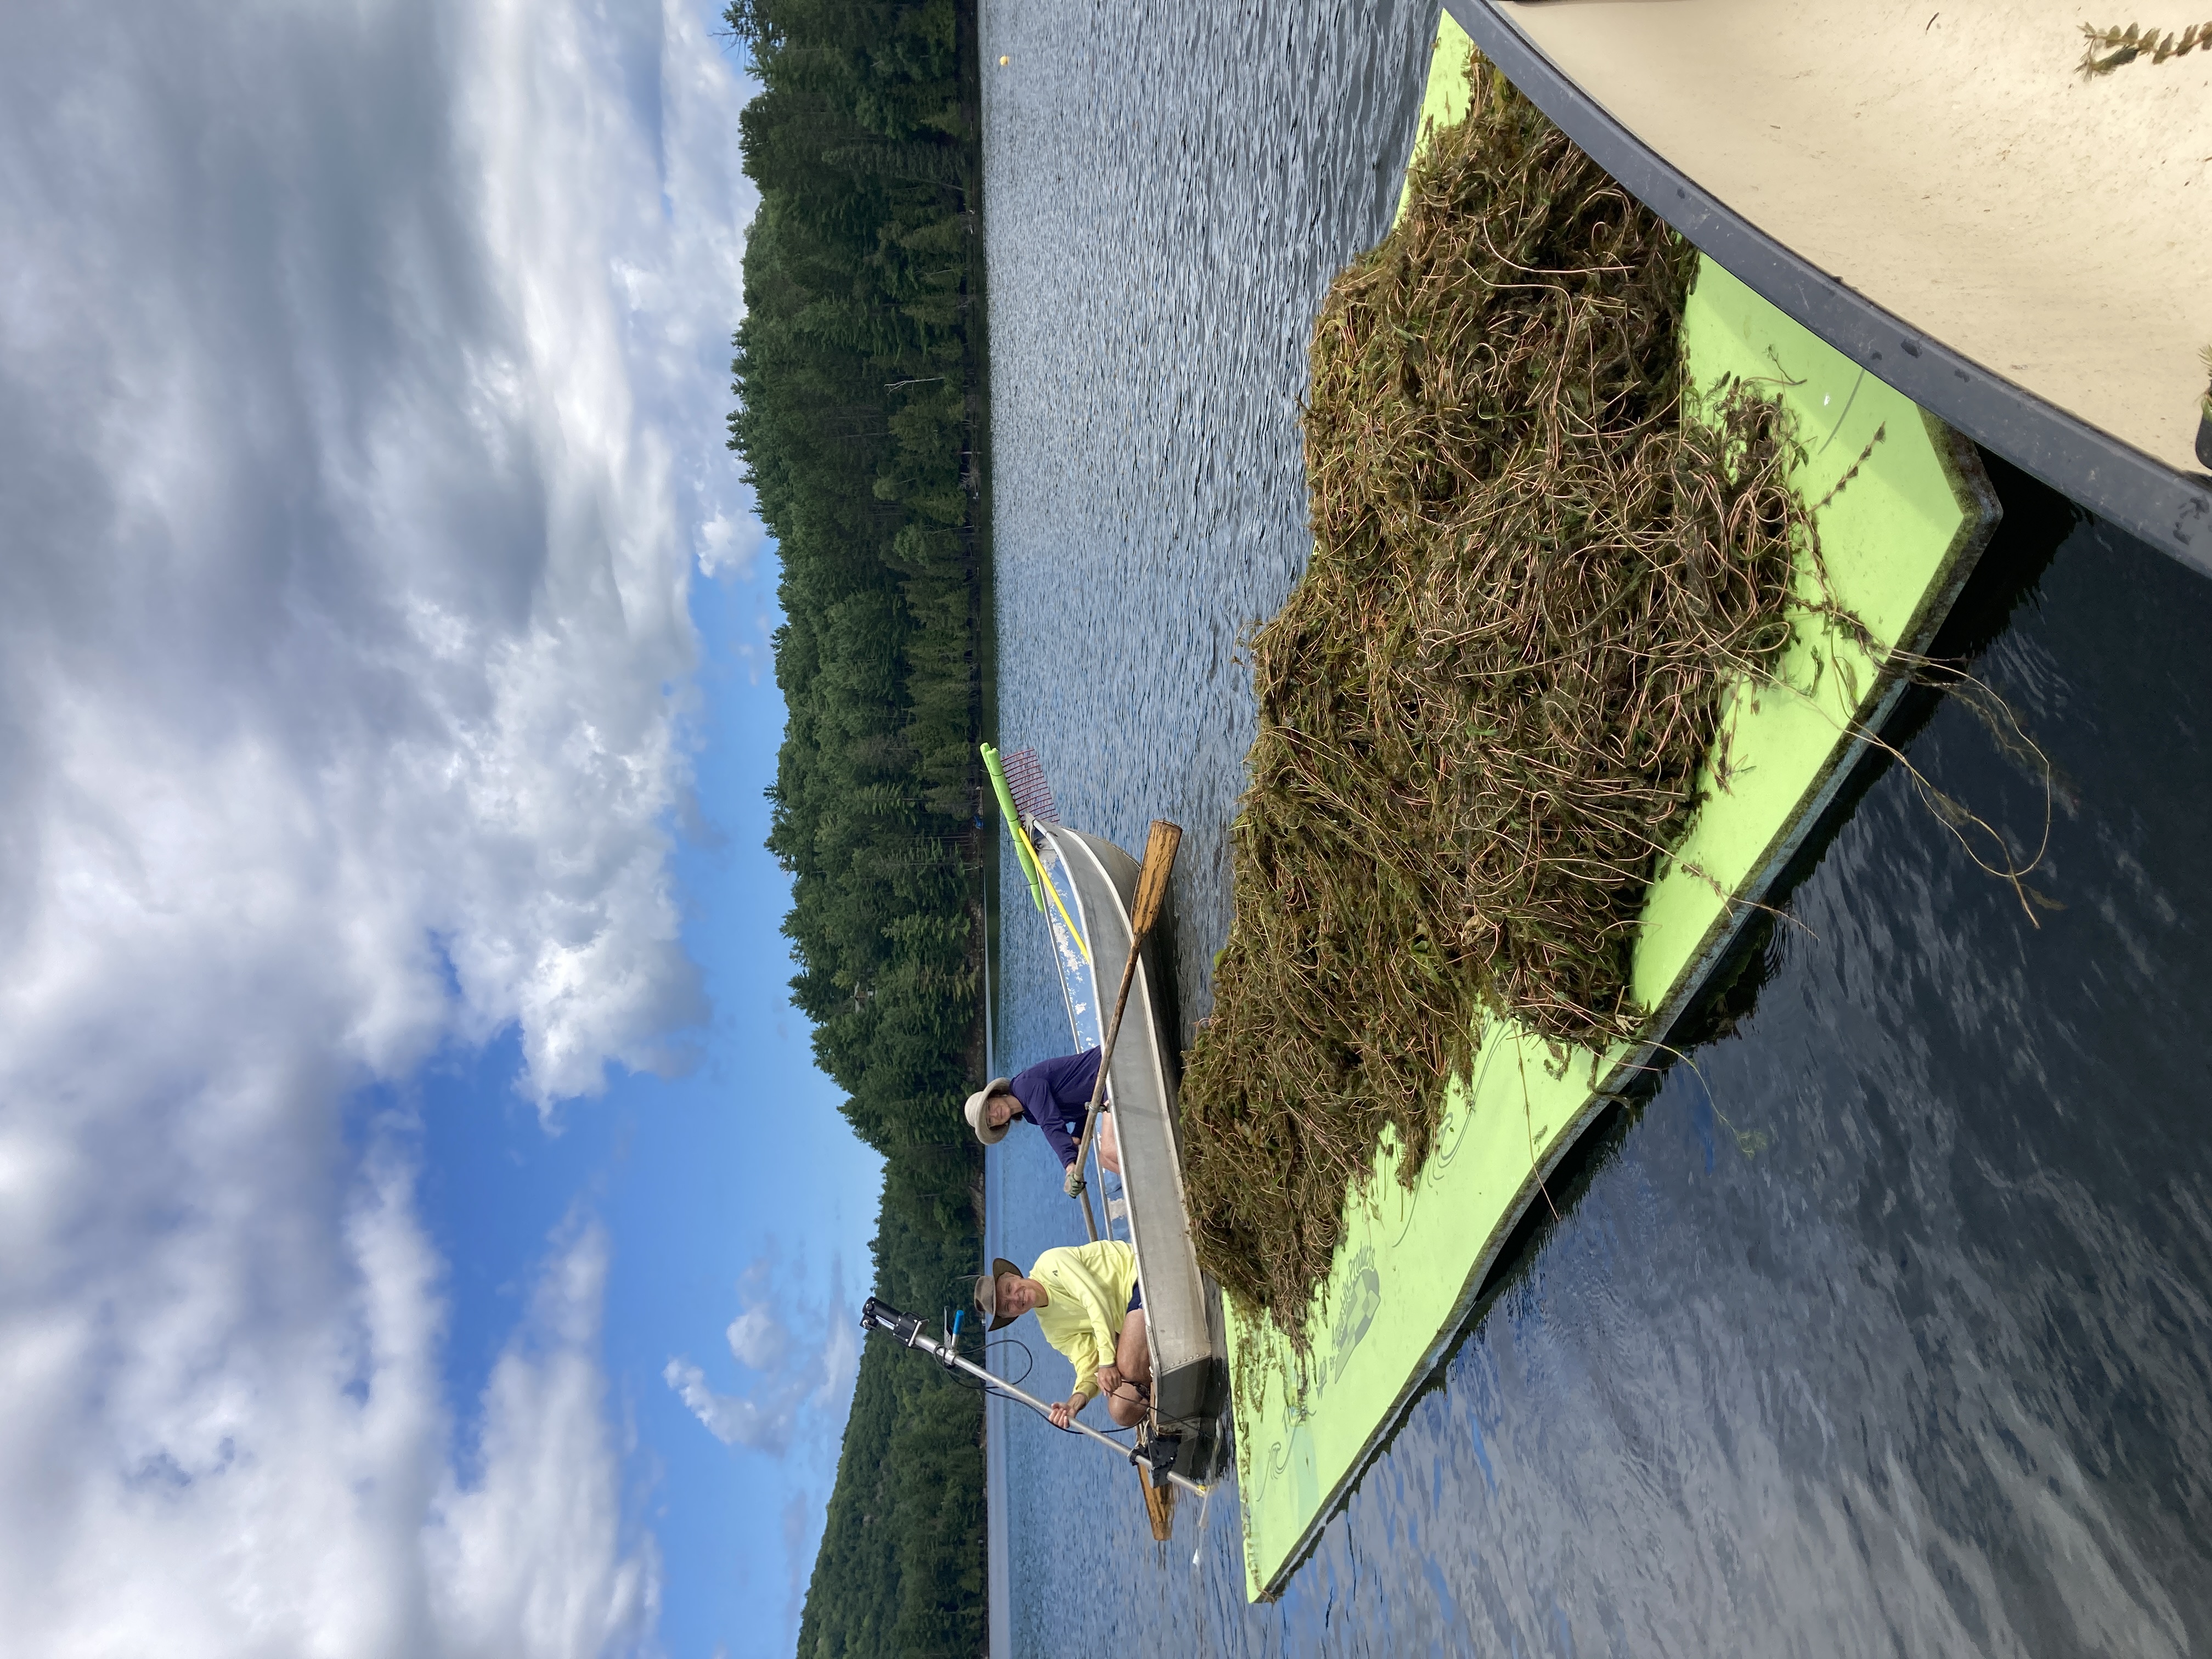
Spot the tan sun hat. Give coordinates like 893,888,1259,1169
963,1079,1014,1146
973,1256,1024,1330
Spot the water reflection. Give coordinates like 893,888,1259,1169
981,3,2212,1651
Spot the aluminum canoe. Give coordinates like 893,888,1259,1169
1031,820,1228,1481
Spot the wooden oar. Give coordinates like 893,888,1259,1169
1139,1458,1178,1542
1069,819,1181,1242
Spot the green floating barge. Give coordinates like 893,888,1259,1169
1227,14,2004,1599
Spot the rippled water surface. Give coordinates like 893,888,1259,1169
977,3,2212,1652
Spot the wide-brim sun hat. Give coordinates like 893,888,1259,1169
973,1256,1024,1330
963,1079,1014,1146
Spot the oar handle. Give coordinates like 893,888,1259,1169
1069,821,1181,1241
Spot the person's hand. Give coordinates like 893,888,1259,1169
1048,1393,1085,1429
1095,1364,1123,1399
1062,1166,1085,1198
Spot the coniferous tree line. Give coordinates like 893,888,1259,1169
724,0,989,1651
798,1159,989,1658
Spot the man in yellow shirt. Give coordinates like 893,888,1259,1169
974,1239,1149,1429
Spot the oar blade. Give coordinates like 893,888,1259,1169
1130,819,1183,935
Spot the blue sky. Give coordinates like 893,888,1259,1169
0,0,885,1652
410,558,884,1656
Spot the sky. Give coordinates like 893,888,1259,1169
0,1,884,1655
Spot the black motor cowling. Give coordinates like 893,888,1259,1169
860,1296,922,1345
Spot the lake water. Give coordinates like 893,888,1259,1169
975,2,2212,1652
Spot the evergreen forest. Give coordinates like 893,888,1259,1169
724,0,990,1651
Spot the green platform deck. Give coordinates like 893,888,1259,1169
1225,16,1999,1601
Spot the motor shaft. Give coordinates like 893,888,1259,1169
860,1297,1207,1498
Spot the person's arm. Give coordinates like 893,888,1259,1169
1033,1259,1104,1418
1049,1340,1099,1426
1039,1111,1080,1170
1037,1049,1102,1171
1065,1324,1104,1401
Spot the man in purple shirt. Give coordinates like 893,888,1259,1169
964,1049,1120,1197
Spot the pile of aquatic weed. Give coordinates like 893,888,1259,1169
1181,58,1813,1339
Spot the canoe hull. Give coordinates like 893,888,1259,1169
1035,822,1228,1480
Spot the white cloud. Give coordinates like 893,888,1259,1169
696,510,764,580
664,1358,794,1454
427,1223,661,1659
725,1305,794,1373
0,1152,658,1659
0,0,759,1649
664,1252,859,1457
